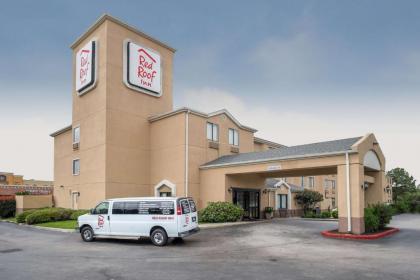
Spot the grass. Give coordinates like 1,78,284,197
35,220,77,229
1,217,16,223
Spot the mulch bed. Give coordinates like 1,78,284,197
321,227,399,240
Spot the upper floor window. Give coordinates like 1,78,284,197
301,176,305,187
207,122,219,142
72,159,80,176
308,177,315,188
228,128,239,146
73,126,80,144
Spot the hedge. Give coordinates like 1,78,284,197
199,202,244,223
70,210,89,220
364,203,393,233
16,209,38,223
25,208,75,225
0,200,16,218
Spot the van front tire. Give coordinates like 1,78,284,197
81,226,95,242
151,228,168,246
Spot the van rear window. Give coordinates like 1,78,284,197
180,199,191,214
188,199,197,212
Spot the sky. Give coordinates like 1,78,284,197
0,0,419,181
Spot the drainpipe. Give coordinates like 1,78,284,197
345,152,352,232
185,110,190,197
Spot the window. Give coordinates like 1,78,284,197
73,126,80,144
180,199,191,214
301,176,305,187
112,201,175,215
93,202,109,214
308,177,315,188
188,199,197,213
207,122,218,141
140,201,174,215
159,192,171,197
277,194,288,209
331,198,336,208
332,180,336,190
72,159,80,175
124,202,139,214
228,128,239,146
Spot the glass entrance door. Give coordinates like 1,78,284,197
232,189,260,219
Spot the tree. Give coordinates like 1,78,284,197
387,168,418,201
294,189,324,214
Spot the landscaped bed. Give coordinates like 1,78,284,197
321,203,398,240
322,227,399,240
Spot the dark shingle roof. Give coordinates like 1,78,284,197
202,136,362,168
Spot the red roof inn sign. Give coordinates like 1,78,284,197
75,39,162,97
124,40,162,97
75,40,97,95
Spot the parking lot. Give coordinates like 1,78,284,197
1,214,419,280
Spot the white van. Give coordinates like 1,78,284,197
77,197,199,246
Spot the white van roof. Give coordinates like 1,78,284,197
106,196,189,202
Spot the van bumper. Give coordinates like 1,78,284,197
178,227,200,237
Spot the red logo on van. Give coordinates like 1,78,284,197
98,215,104,227
137,48,157,88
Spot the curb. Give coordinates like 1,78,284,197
301,218,339,222
321,227,399,240
200,220,265,229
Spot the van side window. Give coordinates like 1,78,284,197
180,199,191,214
188,199,197,213
112,202,124,214
93,202,109,214
124,202,139,214
139,201,174,215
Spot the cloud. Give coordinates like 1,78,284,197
178,87,420,181
248,32,326,87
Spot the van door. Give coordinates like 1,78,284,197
177,198,191,233
90,201,111,235
188,198,198,230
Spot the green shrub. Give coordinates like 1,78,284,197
392,192,420,213
0,200,16,218
303,211,315,218
15,191,30,195
321,211,331,219
198,202,244,223
264,207,273,213
25,208,74,225
364,208,380,233
331,209,338,219
371,203,393,230
364,203,393,233
70,210,89,220
16,209,38,223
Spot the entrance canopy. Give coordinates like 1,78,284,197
199,133,387,235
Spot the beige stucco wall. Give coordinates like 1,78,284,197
150,112,186,197
15,195,53,213
104,20,174,201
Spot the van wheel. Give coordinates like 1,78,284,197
81,226,94,242
151,228,168,246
